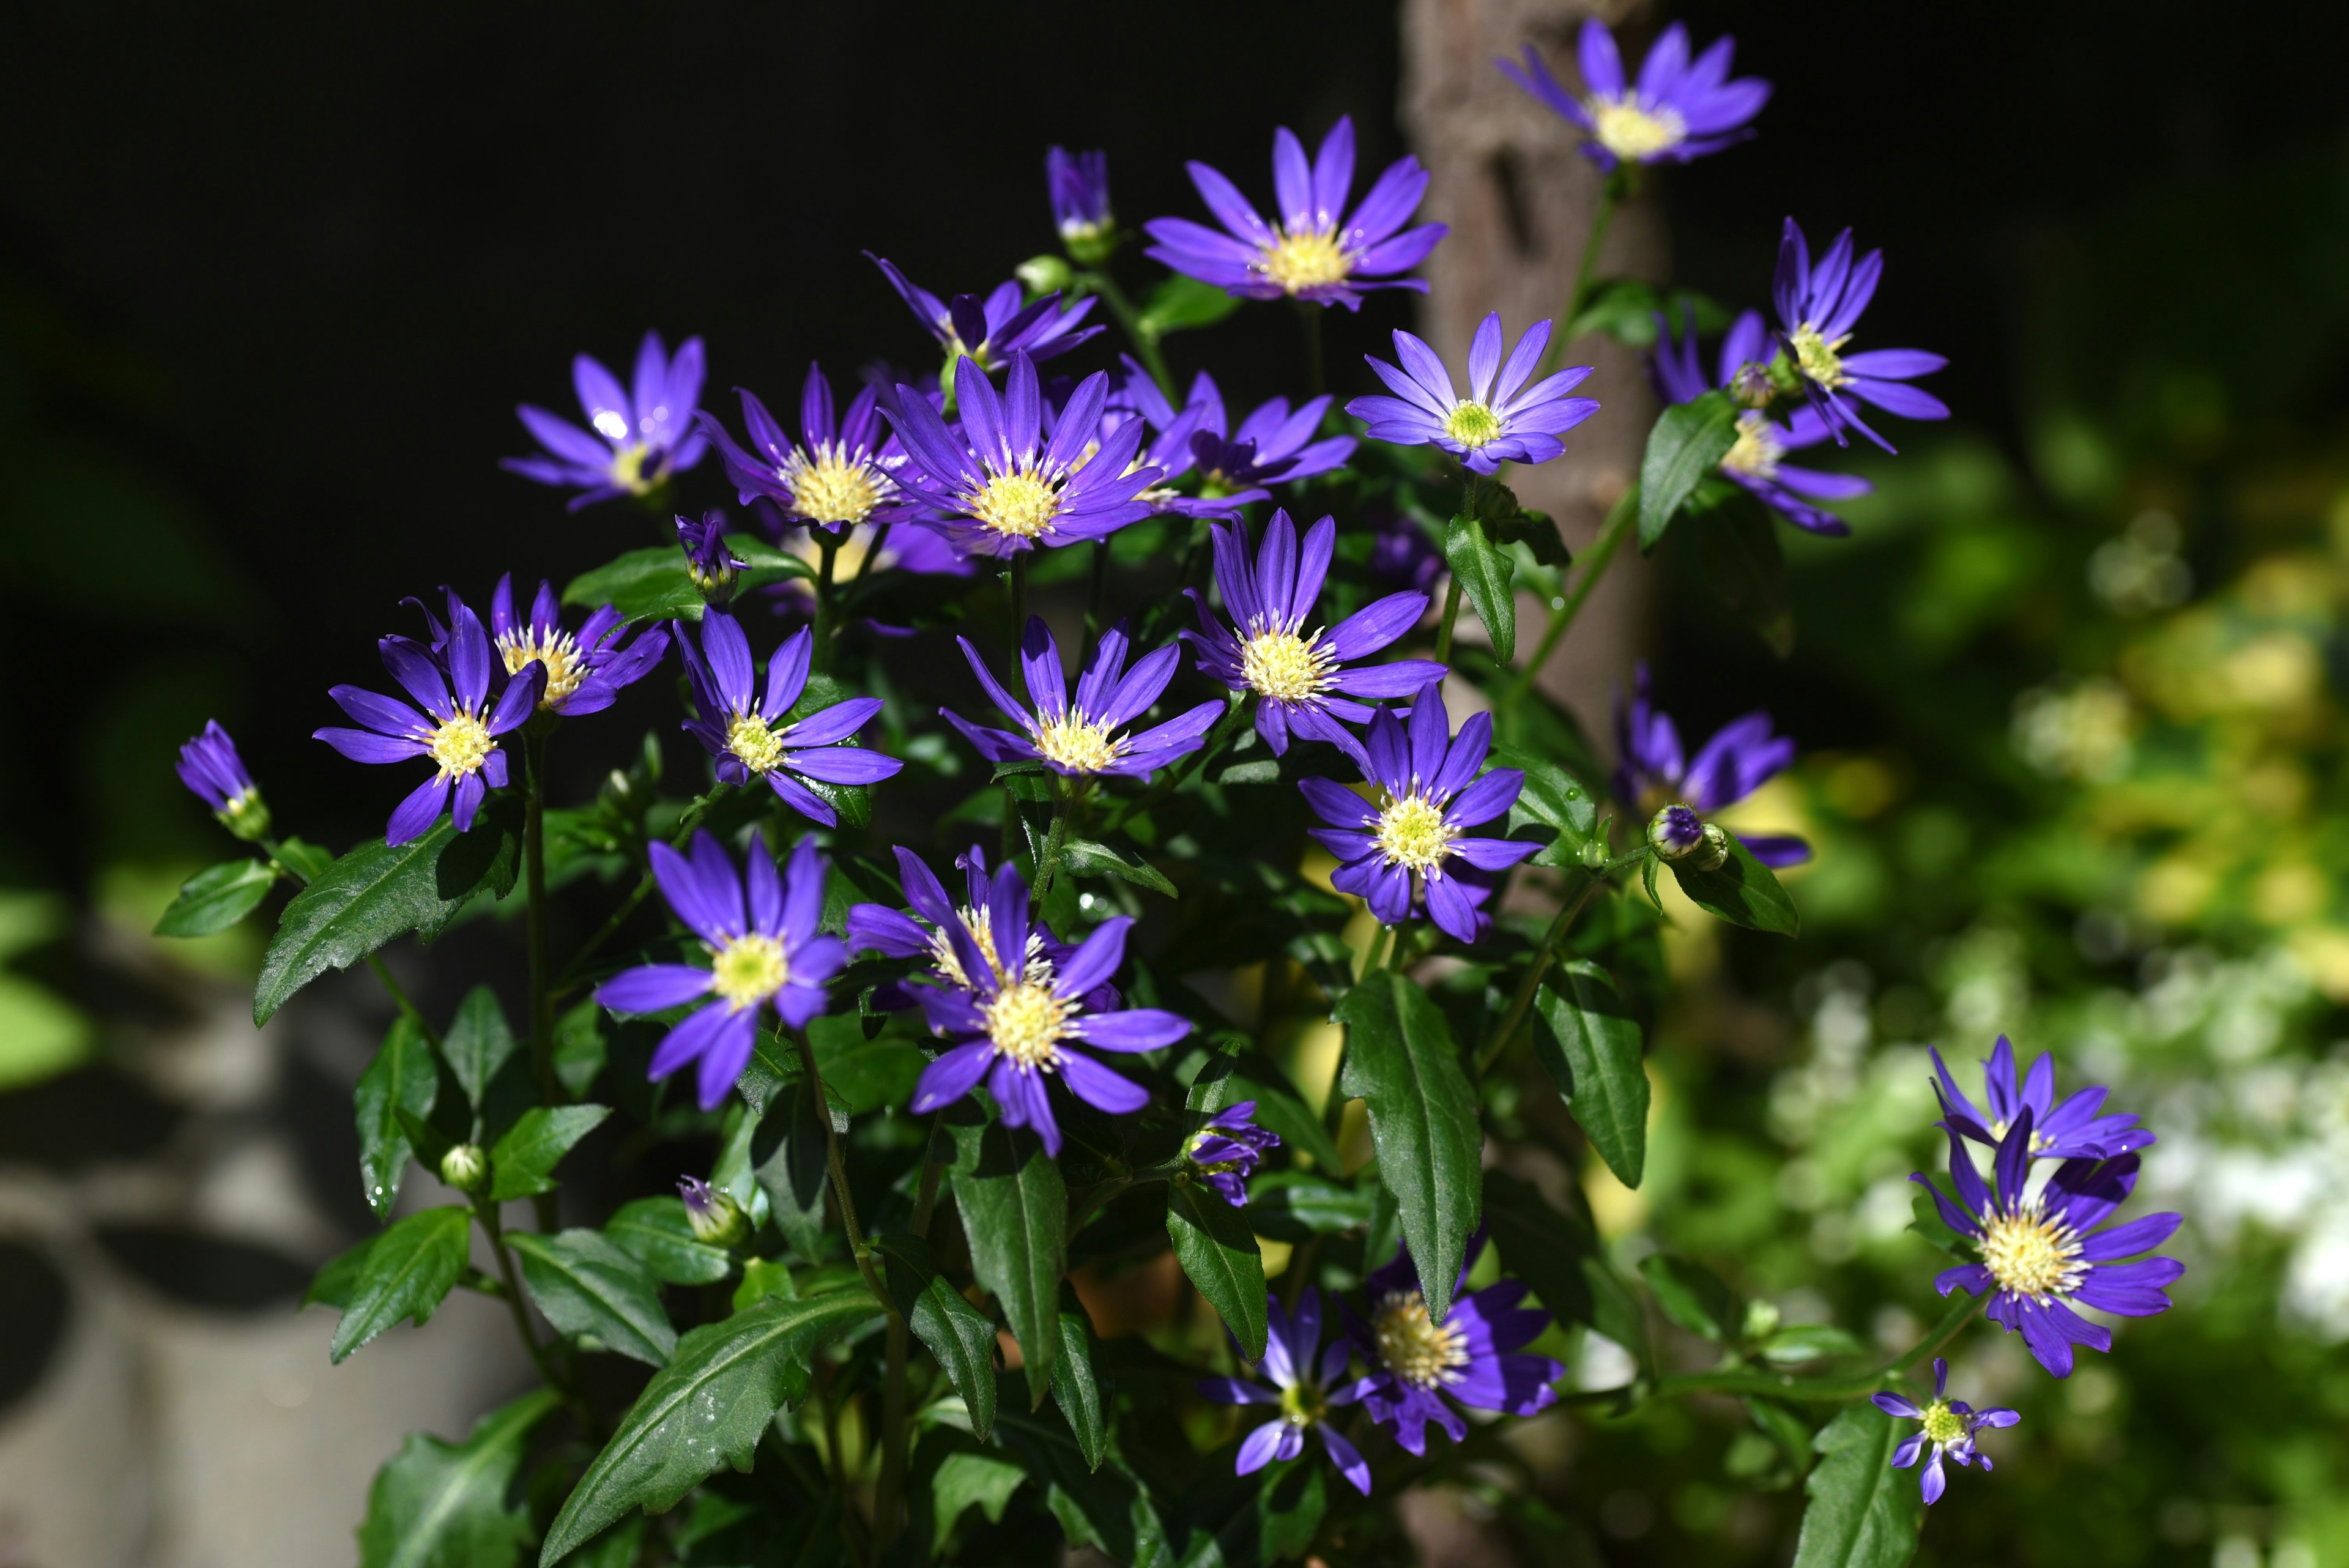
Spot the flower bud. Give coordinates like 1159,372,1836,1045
218,790,273,844
675,511,745,608
1647,804,1707,860
1742,1297,1781,1341
439,1143,490,1195
1015,254,1073,298
679,1176,749,1246
1727,360,1776,410
1696,822,1731,871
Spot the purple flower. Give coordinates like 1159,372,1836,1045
1652,308,1871,536
315,599,544,847
1915,1111,2185,1379
675,611,902,825
676,513,748,606
945,618,1220,782
1179,509,1443,756
1343,1235,1564,1456
1348,313,1599,474
1299,684,1538,944
885,353,1163,560
488,573,667,718
694,365,913,533
1498,20,1770,171
593,832,845,1112
1931,1035,2154,1162
1144,116,1445,311
1112,361,1356,514
1186,1102,1279,1208
1047,146,1113,251
905,856,1190,1156
868,254,1100,371
177,721,269,840
1773,219,1950,451
1198,1288,1371,1495
502,332,707,509
1872,1359,2019,1506
1613,664,1809,868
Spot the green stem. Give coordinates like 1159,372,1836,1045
1080,540,1112,668
363,954,443,1050
1008,552,1029,648
1543,168,1629,374
1652,1291,1989,1404
1432,576,1464,665
1031,783,1073,899
813,532,842,672
1500,481,1639,716
475,1197,598,1434
1297,302,1325,398
523,729,557,1109
1475,869,1603,1077
790,1028,896,1320
1386,923,1413,973
551,784,730,996
846,521,892,596
1079,269,1171,397
874,1113,949,1548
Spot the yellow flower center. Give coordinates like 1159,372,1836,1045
968,469,1064,540
1256,227,1353,294
607,441,657,496
1587,96,1688,162
497,628,587,710
1920,1400,1968,1446
1442,401,1504,450
783,444,891,526
1371,1288,1469,1391
427,710,495,780
1789,322,1852,390
1034,712,1122,773
928,904,1052,990
1239,626,1337,703
984,979,1075,1069
1374,792,1458,874
708,932,789,1009
1984,1117,2056,1154
726,713,787,775
1980,1204,2086,1304
1278,1379,1327,1427
1718,411,1786,481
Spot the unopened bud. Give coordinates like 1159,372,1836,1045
675,511,744,608
1742,1298,1781,1341
679,1176,749,1246
440,1143,489,1195
218,790,273,844
1727,362,1775,410
1015,254,1073,297
1696,822,1731,871
1647,804,1706,861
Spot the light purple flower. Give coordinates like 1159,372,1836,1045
1652,307,1870,536
177,721,269,839
1348,313,1599,474
675,611,902,826
1498,20,1770,171
1773,218,1950,451
1187,1102,1278,1208
1613,663,1808,868
1047,147,1113,249
1111,361,1356,515
1872,1358,2019,1506
1198,1288,1371,1495
593,831,845,1112
694,364,914,533
1342,1235,1564,1456
1931,1035,2154,1162
1179,510,1442,756
847,845,1078,1005
1144,116,1445,310
487,573,667,718
502,332,707,508
868,254,1100,371
944,617,1220,783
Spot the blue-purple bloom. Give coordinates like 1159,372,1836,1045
677,512,748,606
488,574,667,718
904,855,1190,1156
1179,510,1443,756
1047,147,1113,251
1186,1102,1279,1208
1916,1111,2184,1379
675,611,902,825
1653,308,1870,536
1198,1288,1371,1494
1343,1235,1564,1455
1299,684,1537,944
1931,1036,2154,1162
503,331,707,508
594,832,845,1112
1145,116,1445,310
868,254,1100,371
1614,664,1809,867
1113,362,1356,514
886,353,1162,560
1773,219,1950,451
849,845,1063,995
945,618,1220,782
1872,1359,2018,1506
695,365,913,533
1498,20,1770,171
1348,313,1598,474
177,721,269,839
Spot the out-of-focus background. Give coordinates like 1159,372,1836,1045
4,1,2349,1564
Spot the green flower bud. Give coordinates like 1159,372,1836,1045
439,1143,490,1195
1015,254,1074,297
1742,1297,1781,1342
218,790,272,844
679,1176,749,1247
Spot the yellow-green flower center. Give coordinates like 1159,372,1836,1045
984,979,1075,1069
784,445,891,526
1278,1379,1327,1427
1371,1288,1469,1391
427,710,495,780
1374,792,1458,874
1984,1117,2057,1154
1034,713,1122,773
607,441,658,496
928,904,1051,991
497,628,587,710
1239,627,1336,703
968,469,1064,540
1980,1204,2086,1304
1257,228,1353,294
1920,1400,1968,1446
727,713,787,775
1442,401,1504,450
1789,322,1852,390
1718,411,1785,481
1587,96,1688,162
709,932,789,1009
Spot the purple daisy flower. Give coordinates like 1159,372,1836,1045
1047,146,1114,255
177,720,269,841
1931,1035,2154,1162
1653,308,1871,536
1613,664,1809,868
1112,361,1356,515
694,364,913,533
905,856,1190,1156
676,512,748,606
1872,1358,2019,1506
1143,116,1445,311
868,254,1100,371
1198,1288,1371,1495
1772,219,1950,452
1497,20,1770,171
944,617,1220,783
1348,313,1599,474
1915,1111,2185,1379
593,831,845,1112
675,611,903,826
885,353,1163,561
1343,1235,1564,1456
1186,1102,1279,1208
487,573,667,718
848,844,1062,994
502,331,708,509
1299,684,1538,944
1178,509,1444,756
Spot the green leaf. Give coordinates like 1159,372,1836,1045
255,823,502,1025
355,1014,438,1220
562,546,702,624
1048,1296,1108,1473
1750,1397,1818,1481
808,1015,924,1115
1136,272,1243,338
1332,972,1482,1325
332,1205,471,1363
536,1288,885,1566
552,998,607,1098
357,1388,560,1568
950,1121,1067,1408
1167,1180,1267,1360
1907,1187,1972,1261
875,1232,1000,1441
1668,833,1800,936
273,837,336,882
1790,1403,1924,1568
1638,390,1739,550
1442,515,1517,662
443,986,518,1113
1565,279,1730,348
604,1197,733,1287
488,1105,612,1202
1243,1172,1377,1240
1528,960,1649,1187
302,1232,379,1312
1760,1325,1869,1365
1488,743,1596,866
1482,1170,1648,1372
1639,1253,1737,1342
752,1080,831,1261
931,1451,1026,1555
1059,838,1176,897
732,1257,794,1310
508,1230,677,1367
1685,483,1794,655
154,858,276,937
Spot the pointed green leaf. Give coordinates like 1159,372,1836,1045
272,837,336,882
355,1014,439,1219
254,823,494,1024
1048,1296,1107,1473
1442,514,1517,661
1687,484,1795,655
1242,1172,1377,1240
931,1451,1026,1555
752,1079,830,1260
604,1197,733,1287
875,1231,1000,1441
1760,1325,1868,1365
1167,1179,1267,1360
950,1121,1066,1406
302,1232,379,1312
552,998,607,1098
443,986,518,1113
1528,960,1649,1187
1639,390,1739,549
1639,1253,1738,1342
1488,743,1597,866
155,858,276,937
564,539,810,626
487,1104,610,1202
1668,833,1800,935
1790,1403,1924,1568
1135,272,1244,338
1058,837,1176,897
508,1229,677,1367
332,1205,470,1363
357,1388,560,1568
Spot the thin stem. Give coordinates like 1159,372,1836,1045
909,1115,948,1238
846,522,892,594
1079,269,1171,397
876,1114,947,1550
1500,481,1639,716
1080,539,1112,668
475,1197,597,1433
1652,1291,1989,1404
1297,302,1325,398
1475,870,1603,1077
1542,169,1628,374
363,954,443,1050
790,1028,894,1313
1386,923,1413,973
1031,782,1073,899
1432,575,1464,665
1008,552,1029,648
813,532,842,672
524,728,557,1109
